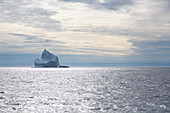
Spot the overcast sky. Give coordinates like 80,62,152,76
0,0,170,66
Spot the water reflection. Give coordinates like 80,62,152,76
0,67,170,113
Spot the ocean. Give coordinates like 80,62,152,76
0,67,170,113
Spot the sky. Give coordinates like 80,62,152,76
0,0,170,66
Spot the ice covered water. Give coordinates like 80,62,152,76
0,67,170,113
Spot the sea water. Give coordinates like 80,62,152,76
0,67,170,113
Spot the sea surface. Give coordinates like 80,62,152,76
0,67,170,113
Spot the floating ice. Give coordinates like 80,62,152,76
34,49,69,68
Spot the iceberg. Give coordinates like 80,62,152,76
34,49,69,68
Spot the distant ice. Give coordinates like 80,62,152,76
34,49,69,68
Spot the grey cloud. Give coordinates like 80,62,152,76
59,0,133,10
59,0,94,4
24,40,65,44
45,39,52,42
9,33,65,44
9,33,37,40
0,44,41,49
0,42,7,44
9,33,49,43
100,0,133,10
130,39,170,56
24,41,47,43
70,26,161,39
0,0,61,31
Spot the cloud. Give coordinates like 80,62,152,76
47,0,170,41
99,0,133,10
0,30,135,56
0,0,61,31
8,33,65,44
59,0,133,10
0,0,170,63
9,33,37,40
130,39,170,56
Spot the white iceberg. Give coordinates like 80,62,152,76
34,49,69,68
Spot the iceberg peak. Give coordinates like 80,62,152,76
34,49,69,68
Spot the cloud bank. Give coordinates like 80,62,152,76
0,0,170,63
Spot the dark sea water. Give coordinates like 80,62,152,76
0,67,170,113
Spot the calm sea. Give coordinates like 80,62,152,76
0,67,170,113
